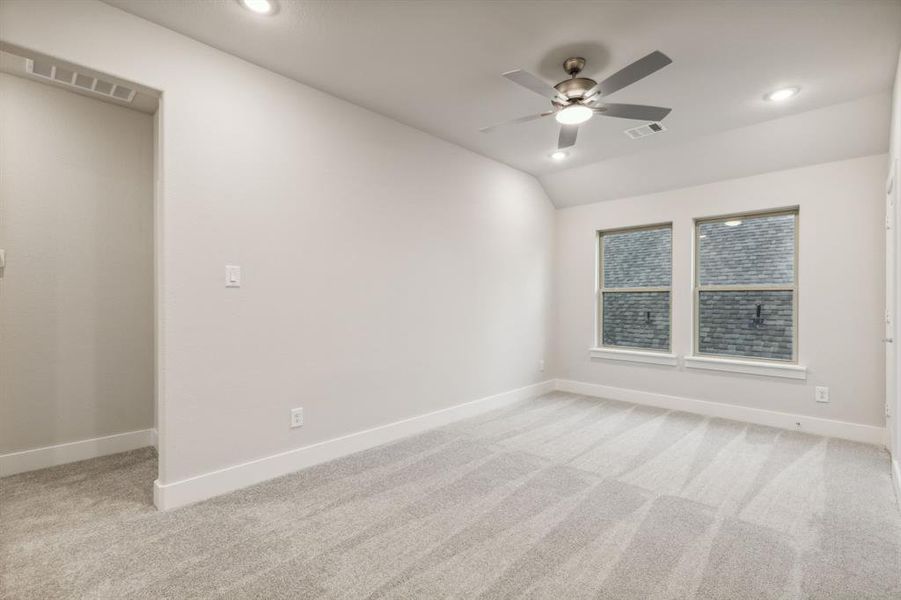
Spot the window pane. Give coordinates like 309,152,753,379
698,214,795,285
698,290,793,360
603,227,671,288
603,292,670,350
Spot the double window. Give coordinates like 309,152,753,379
597,209,798,363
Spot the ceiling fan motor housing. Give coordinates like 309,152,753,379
554,57,597,105
554,77,598,104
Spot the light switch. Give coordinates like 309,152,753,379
225,265,241,288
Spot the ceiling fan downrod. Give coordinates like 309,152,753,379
563,57,586,78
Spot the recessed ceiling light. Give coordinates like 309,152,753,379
550,151,568,161
765,87,799,102
240,0,276,15
555,105,593,125
724,220,742,227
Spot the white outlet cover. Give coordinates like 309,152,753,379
290,407,304,428
815,386,829,403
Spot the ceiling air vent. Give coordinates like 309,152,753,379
624,122,667,140
25,58,136,103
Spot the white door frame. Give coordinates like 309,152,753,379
888,156,901,501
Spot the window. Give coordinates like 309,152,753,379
598,225,672,351
694,210,798,362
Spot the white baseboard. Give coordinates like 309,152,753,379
555,379,885,446
153,380,555,511
0,429,155,477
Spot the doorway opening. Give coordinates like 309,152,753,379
0,44,162,506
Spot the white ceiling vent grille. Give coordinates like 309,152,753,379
624,122,667,140
25,58,136,103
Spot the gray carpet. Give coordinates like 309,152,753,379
2,392,900,599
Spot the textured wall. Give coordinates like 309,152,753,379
0,0,556,485
0,73,154,452
556,155,886,427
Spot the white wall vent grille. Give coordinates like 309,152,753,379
25,59,136,103
625,122,667,139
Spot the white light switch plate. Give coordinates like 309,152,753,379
225,265,241,287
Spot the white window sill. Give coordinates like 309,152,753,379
683,355,807,380
589,347,679,366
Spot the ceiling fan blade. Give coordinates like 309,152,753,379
558,124,579,149
503,69,564,101
595,103,672,122
597,50,672,96
479,110,555,133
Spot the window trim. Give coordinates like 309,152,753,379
683,355,806,380
596,222,674,354
589,347,679,366
692,208,800,364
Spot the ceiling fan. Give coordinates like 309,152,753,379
481,51,673,152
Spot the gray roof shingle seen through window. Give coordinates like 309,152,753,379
603,291,670,350
696,212,797,361
598,214,795,359
600,226,672,351
698,290,793,360
603,227,671,288
699,214,795,286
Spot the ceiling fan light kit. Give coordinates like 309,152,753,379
239,0,276,15
555,105,593,125
482,51,674,155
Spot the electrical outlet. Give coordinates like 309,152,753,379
539,359,545,372
290,407,304,428
815,386,829,403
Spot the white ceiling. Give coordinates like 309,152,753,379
102,0,901,203
544,92,891,207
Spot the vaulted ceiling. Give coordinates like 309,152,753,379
104,0,901,206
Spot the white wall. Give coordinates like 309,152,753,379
889,50,901,461
555,155,887,428
0,1,555,486
893,52,901,163
0,73,154,453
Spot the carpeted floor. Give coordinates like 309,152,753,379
2,392,900,599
